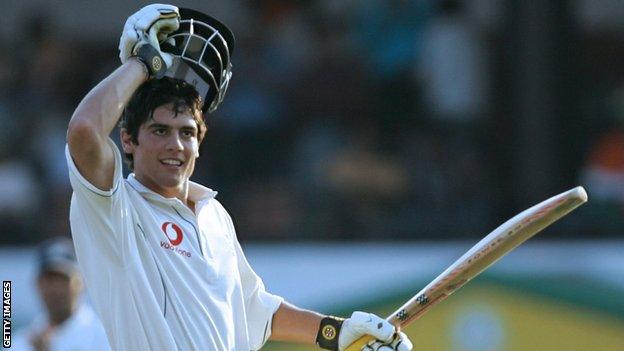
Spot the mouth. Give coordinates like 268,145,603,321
160,158,184,168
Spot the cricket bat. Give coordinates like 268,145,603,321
345,186,588,351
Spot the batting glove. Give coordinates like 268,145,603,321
119,4,180,78
316,312,413,351
362,331,412,351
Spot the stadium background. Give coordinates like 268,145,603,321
0,0,622,349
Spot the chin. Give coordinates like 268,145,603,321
159,179,184,189
158,176,188,189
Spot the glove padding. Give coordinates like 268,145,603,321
338,312,412,351
118,4,179,68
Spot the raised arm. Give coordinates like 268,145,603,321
66,60,147,190
66,4,180,190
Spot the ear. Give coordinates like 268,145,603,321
120,128,136,154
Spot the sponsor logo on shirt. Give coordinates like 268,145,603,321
161,222,184,245
160,222,191,258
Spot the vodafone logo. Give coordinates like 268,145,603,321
161,222,183,246
159,222,191,258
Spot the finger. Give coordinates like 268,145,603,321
153,18,180,42
134,4,179,31
395,332,413,351
119,30,139,61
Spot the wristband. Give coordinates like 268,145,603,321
133,44,166,79
316,316,345,351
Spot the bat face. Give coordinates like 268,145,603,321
344,187,587,351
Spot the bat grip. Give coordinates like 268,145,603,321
344,335,375,351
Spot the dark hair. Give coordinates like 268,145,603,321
119,77,206,169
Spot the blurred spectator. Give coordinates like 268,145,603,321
291,119,350,239
0,148,41,243
416,0,488,133
11,237,110,351
579,87,624,233
14,12,74,109
0,37,39,243
582,123,624,202
350,0,430,79
257,1,319,87
395,0,494,238
348,0,431,139
292,116,408,239
325,125,409,239
230,179,300,241
325,126,407,198
398,126,493,239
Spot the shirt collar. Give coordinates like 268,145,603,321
126,173,218,204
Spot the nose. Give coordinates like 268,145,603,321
166,133,184,151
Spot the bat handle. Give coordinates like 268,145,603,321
344,335,375,351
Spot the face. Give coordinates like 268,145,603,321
37,271,82,324
121,104,200,199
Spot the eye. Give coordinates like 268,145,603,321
182,129,197,138
154,128,167,136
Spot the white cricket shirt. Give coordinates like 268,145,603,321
11,304,110,351
65,140,283,351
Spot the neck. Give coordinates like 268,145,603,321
133,174,189,202
177,185,196,214
172,184,189,204
133,174,196,212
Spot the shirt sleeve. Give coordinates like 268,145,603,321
65,138,123,198
65,138,132,264
232,237,283,350
211,199,283,349
213,204,283,350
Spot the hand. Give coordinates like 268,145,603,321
362,332,412,351
118,4,179,69
339,312,412,351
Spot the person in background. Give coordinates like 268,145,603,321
11,237,110,351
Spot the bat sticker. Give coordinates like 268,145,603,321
396,309,409,321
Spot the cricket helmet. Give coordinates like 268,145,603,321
161,8,235,113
